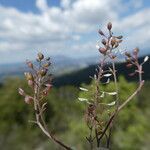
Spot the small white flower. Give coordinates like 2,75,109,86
103,73,112,77
78,98,88,102
79,87,88,92
100,92,105,98
144,56,149,62
107,92,117,95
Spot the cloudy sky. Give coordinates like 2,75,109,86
0,0,149,64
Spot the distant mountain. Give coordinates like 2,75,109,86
0,55,149,86
0,55,99,81
53,55,150,87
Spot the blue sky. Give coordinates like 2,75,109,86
0,0,149,64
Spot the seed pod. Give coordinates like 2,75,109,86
116,35,123,39
18,88,25,96
107,22,112,30
114,42,119,48
98,29,104,36
125,58,131,63
133,47,139,55
129,72,136,77
126,63,133,68
111,55,117,59
28,80,34,87
125,52,131,57
111,37,116,47
24,72,34,81
39,69,47,77
46,57,50,61
43,62,51,68
37,52,44,60
99,47,107,54
26,61,33,69
101,39,106,45
24,95,33,104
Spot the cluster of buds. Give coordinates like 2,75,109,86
125,48,149,77
97,22,123,58
18,52,52,104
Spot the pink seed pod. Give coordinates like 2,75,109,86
110,37,116,47
24,95,33,104
101,39,106,45
116,35,123,39
26,61,33,69
99,47,107,54
126,63,133,68
107,22,112,30
18,88,25,96
133,47,139,55
98,29,104,36
28,80,34,87
129,72,136,77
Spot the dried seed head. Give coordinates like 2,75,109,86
24,72,34,81
107,22,112,30
101,39,106,45
98,29,104,36
18,88,25,96
37,52,44,61
26,61,33,69
99,47,107,54
24,95,33,104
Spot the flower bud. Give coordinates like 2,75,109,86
37,52,44,60
26,61,33,69
24,95,33,104
98,29,104,36
99,47,107,54
101,39,106,45
18,88,25,96
24,72,34,81
107,22,112,30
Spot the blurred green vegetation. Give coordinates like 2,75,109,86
0,77,149,150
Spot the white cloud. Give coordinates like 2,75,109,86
0,0,149,64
